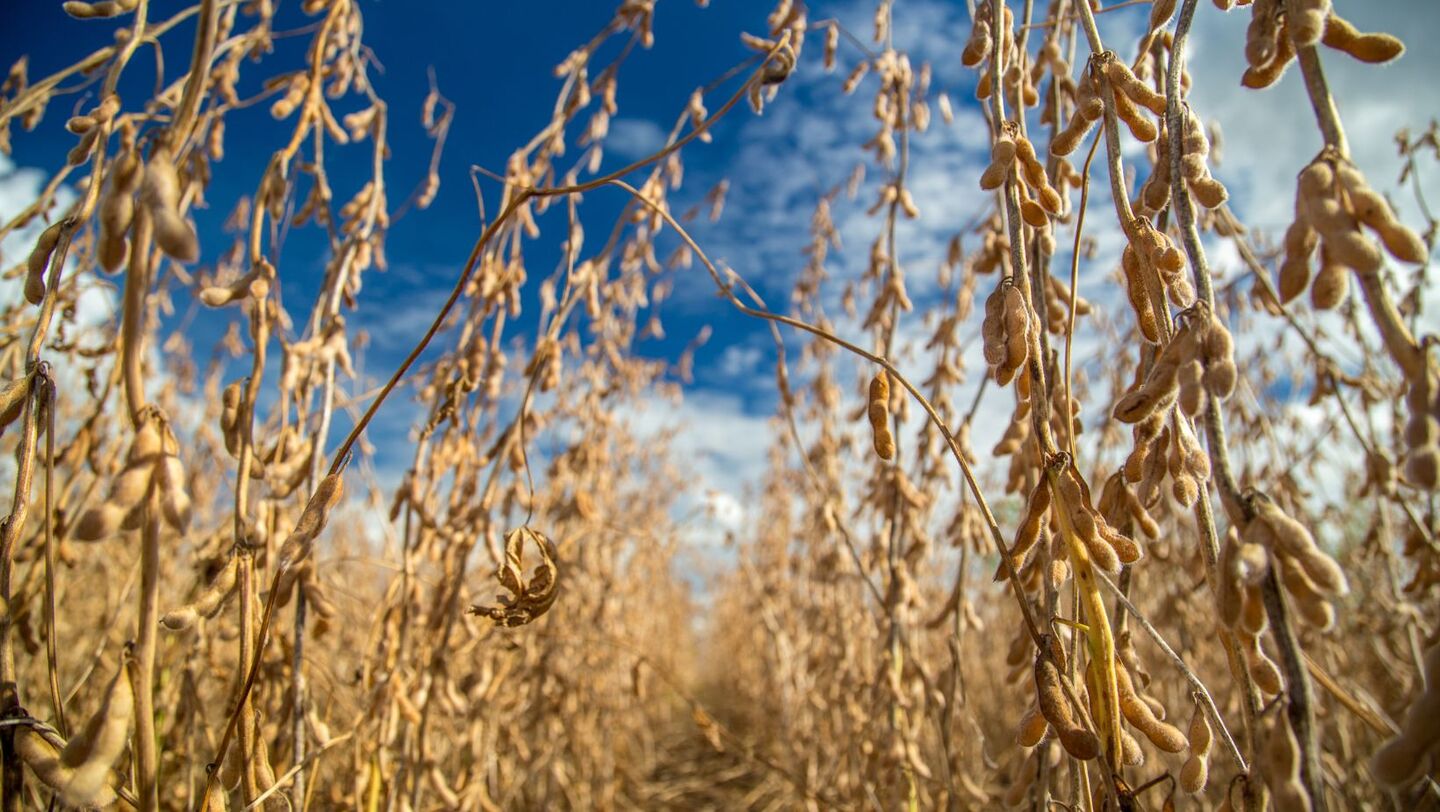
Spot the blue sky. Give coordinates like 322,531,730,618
3,0,1438,557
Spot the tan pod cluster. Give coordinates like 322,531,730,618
1180,700,1213,793
964,2,1034,107
994,477,1049,580
1370,642,1440,788
1097,472,1161,542
961,2,1013,70
971,215,1012,275
71,411,191,541
1280,154,1427,310
1055,52,1165,154
62,0,138,19
258,428,317,499
275,471,345,572
998,56,1042,111
274,559,340,635
142,149,200,262
1184,308,1238,417
63,93,118,138
1088,54,1169,146
1051,65,1104,156
281,317,356,393
1249,493,1349,629
1244,3,1402,85
1142,105,1228,215
1218,529,1285,694
1242,1,1406,86
982,124,1065,226
1131,216,1194,309
992,412,1036,496
1114,306,1236,425
300,564,340,627
18,663,133,807
98,127,142,272
1114,656,1187,758
1103,57,1166,144
336,180,390,237
24,220,65,305
161,554,241,631
1242,0,1297,89
1015,132,1064,223
1040,274,1092,335
1119,240,1162,344
982,280,1030,386
199,258,276,308
1156,419,1211,506
1035,40,1074,132
1032,643,1101,761
1052,461,1144,573
867,370,895,460
62,94,119,167
268,71,311,121
1319,13,1405,64
1259,711,1312,811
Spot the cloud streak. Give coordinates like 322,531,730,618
626,0,1439,566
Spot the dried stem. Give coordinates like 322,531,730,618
1165,8,1266,809
134,493,162,811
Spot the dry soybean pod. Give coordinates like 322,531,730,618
1370,642,1440,787
56,662,134,807
1115,657,1187,753
1033,645,1100,760
1321,13,1404,64
25,221,65,305
1046,458,1123,768
1181,698,1213,793
161,555,241,631
867,370,895,460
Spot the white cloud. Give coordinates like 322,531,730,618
703,489,746,533
716,342,764,380
606,117,669,160
642,0,1440,568
1,154,53,276
0,157,107,347
616,386,775,556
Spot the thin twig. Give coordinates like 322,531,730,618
1095,570,1246,771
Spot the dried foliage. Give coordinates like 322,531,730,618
0,0,1437,810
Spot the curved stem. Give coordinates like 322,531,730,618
0,379,40,812
1162,5,1275,810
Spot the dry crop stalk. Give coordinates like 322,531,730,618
3,0,1439,809
1043,455,1123,771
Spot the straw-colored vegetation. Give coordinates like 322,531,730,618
0,0,1437,809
